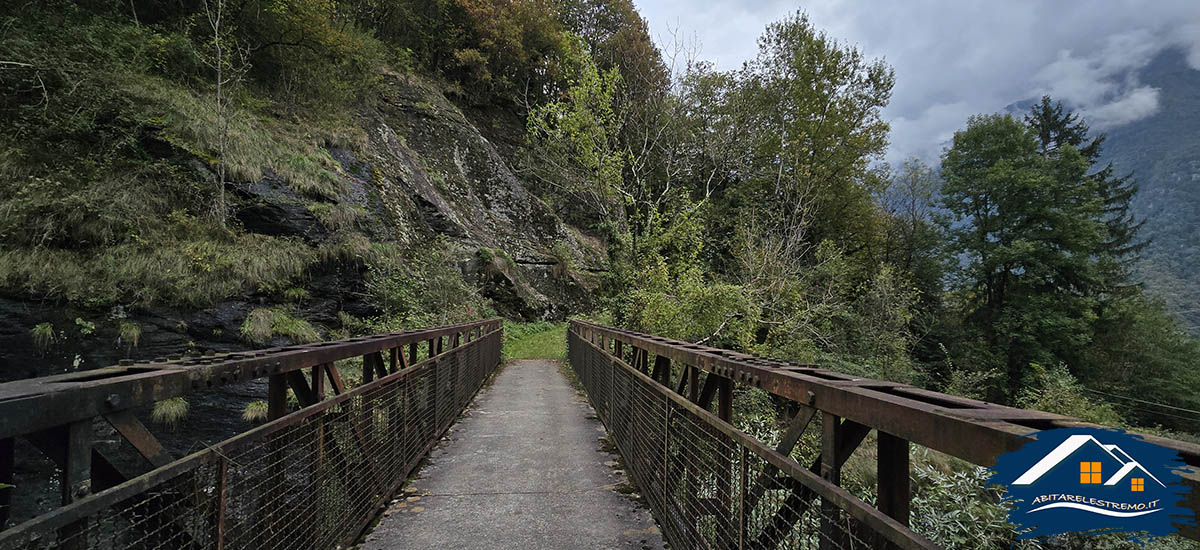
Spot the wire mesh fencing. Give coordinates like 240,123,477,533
569,328,936,550
0,328,501,550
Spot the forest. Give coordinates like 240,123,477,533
1,1,1198,548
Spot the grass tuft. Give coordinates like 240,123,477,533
31,322,56,352
242,400,269,423
241,307,321,345
151,397,189,429
118,321,141,350
308,202,366,232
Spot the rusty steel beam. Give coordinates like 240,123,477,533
878,431,911,528
0,319,501,442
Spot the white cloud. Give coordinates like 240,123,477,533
1171,24,1200,70
1085,86,1162,128
1031,30,1168,129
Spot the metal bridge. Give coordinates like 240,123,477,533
0,318,1195,549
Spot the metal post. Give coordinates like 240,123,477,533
215,458,228,550
877,431,911,546
718,377,733,423
59,420,91,549
268,373,288,420
819,413,844,550
311,365,325,401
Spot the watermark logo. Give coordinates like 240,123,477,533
988,427,1194,541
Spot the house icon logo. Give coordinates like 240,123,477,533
988,427,1194,541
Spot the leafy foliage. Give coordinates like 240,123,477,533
365,240,493,330
940,114,1103,399
525,35,627,227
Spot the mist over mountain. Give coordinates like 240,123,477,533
1099,49,1200,331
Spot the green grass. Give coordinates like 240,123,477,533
31,322,56,352
118,320,141,350
241,307,321,345
503,321,567,361
151,397,189,430
242,400,269,423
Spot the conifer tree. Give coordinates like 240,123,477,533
1024,96,1147,292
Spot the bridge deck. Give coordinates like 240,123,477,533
361,359,665,550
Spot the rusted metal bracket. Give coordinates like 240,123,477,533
285,370,318,407
102,410,172,469
651,355,670,387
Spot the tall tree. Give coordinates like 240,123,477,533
940,114,1105,400
712,11,894,270
1024,96,1147,291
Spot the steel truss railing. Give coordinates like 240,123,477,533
569,320,1200,548
570,324,937,549
0,319,502,549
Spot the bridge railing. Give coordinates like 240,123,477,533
569,320,1200,548
0,318,502,549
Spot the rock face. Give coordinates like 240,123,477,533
361,73,604,316
0,71,603,381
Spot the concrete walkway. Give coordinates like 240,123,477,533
361,359,665,550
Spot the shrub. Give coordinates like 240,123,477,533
550,241,573,278
367,239,493,329
1018,363,1123,425
282,287,311,303
909,456,1037,550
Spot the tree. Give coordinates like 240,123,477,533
709,11,894,272
940,114,1105,400
1024,96,1147,292
524,35,627,230
201,0,247,225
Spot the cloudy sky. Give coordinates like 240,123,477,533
632,0,1200,164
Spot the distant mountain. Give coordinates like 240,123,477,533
1099,49,1200,332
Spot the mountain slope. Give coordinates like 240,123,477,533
1099,49,1200,331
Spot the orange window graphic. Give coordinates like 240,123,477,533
1080,462,1102,484
1132,478,1144,492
